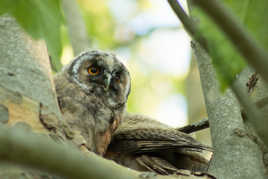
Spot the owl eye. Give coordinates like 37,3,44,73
88,66,100,76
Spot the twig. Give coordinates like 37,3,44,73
192,0,268,84
178,118,209,134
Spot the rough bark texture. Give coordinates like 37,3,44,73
62,0,90,55
0,15,63,178
192,43,267,179
0,15,62,123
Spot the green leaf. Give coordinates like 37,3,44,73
225,0,268,50
0,0,63,71
191,0,268,90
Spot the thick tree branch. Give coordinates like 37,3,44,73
192,42,267,179
62,0,90,55
0,125,138,179
192,0,268,84
0,125,211,179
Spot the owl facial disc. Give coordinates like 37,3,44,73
68,50,131,109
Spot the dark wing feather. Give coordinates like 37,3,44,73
136,155,191,176
110,128,212,154
105,114,213,176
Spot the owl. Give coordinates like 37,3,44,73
54,50,131,155
105,113,212,176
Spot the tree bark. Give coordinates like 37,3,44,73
0,14,63,178
0,15,62,135
192,43,267,179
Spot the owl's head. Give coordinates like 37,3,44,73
66,50,131,109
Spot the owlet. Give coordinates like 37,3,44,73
54,50,131,155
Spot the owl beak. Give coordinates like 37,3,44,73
104,74,112,91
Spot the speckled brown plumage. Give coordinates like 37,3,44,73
54,50,131,155
105,113,212,175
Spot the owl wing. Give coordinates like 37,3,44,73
135,155,213,178
105,113,213,175
110,128,212,154
105,151,212,178
106,128,212,174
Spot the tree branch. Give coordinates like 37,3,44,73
191,41,267,179
192,0,268,84
0,125,211,179
0,125,139,179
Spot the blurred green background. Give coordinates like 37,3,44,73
61,0,192,127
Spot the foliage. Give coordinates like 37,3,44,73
77,0,116,49
0,0,63,71
191,0,268,89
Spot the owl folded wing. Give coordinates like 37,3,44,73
106,127,213,175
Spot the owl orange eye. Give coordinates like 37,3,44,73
88,66,100,76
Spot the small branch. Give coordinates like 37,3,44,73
178,118,209,134
62,0,90,55
192,0,268,84
167,0,208,51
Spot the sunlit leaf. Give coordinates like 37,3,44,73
0,0,63,71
